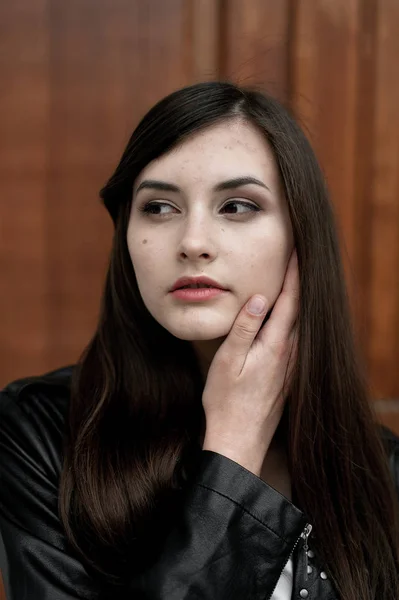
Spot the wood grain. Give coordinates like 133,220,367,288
290,0,360,301
367,0,399,398
220,0,290,100
0,0,220,385
0,1,50,380
0,0,399,416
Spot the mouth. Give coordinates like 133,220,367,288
170,277,227,292
176,284,220,290
170,286,228,302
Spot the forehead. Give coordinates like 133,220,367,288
134,118,280,189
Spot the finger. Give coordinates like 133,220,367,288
220,294,268,359
259,249,299,345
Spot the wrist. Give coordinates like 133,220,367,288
202,435,265,477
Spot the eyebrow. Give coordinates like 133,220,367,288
135,176,271,195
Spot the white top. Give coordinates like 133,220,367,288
271,555,293,599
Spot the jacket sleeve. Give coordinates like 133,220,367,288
0,389,98,600
129,451,308,599
0,387,308,600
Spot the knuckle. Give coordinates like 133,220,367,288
234,321,257,340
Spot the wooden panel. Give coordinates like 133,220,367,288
1,0,399,414
0,1,49,380
221,0,399,407
289,0,399,404
367,0,399,398
290,0,360,298
351,0,377,355
221,0,291,100
187,0,220,80
0,0,220,386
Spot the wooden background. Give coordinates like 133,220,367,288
0,1,399,598
1,0,399,417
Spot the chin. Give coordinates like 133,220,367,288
173,331,227,342
165,323,230,342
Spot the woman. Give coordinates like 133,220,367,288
0,81,398,600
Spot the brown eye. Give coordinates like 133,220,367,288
139,202,176,216
221,201,260,215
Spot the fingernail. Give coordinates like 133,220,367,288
247,295,266,315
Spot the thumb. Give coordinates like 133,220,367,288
223,295,267,356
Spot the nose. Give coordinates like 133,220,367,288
177,216,218,262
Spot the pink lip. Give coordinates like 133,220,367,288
170,288,228,302
171,275,226,292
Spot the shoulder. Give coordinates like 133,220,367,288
0,365,74,478
2,363,74,401
0,367,101,598
0,365,74,547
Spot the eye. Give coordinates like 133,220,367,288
221,200,261,215
139,202,176,217
139,200,261,218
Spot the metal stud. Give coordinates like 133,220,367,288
320,571,327,580
307,565,313,575
300,590,309,598
307,549,315,558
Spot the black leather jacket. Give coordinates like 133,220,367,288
0,366,398,600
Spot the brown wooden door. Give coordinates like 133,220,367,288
1,1,399,433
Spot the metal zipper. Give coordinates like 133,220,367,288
302,523,313,581
265,522,313,600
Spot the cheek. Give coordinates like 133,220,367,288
235,240,290,300
127,236,169,298
127,237,150,286
128,233,158,269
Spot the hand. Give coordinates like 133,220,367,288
202,249,299,476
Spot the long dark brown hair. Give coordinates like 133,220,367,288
59,81,399,599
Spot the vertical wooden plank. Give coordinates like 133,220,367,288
368,0,399,398
187,0,220,81
351,0,377,356
45,0,120,369
291,0,361,301
0,1,49,385
220,0,291,101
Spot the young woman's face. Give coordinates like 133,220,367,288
127,118,294,351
